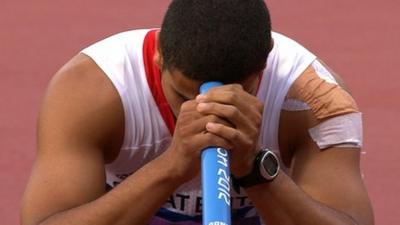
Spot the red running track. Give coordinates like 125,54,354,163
1,0,399,224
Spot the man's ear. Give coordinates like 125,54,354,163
154,31,164,70
153,48,164,70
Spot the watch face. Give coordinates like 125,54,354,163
262,152,279,177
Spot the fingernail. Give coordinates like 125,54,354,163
196,94,206,102
206,122,215,130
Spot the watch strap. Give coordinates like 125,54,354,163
231,150,270,191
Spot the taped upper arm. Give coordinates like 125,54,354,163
286,60,359,120
21,54,124,225
279,60,362,165
279,61,373,224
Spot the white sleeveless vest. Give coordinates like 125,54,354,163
81,29,316,224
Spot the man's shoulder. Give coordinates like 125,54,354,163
286,60,359,120
54,53,108,86
278,60,362,166
48,53,124,127
42,53,124,159
48,53,124,117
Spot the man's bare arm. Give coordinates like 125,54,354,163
243,58,373,224
245,111,374,225
21,54,182,225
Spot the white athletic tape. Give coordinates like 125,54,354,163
308,112,363,149
282,98,311,111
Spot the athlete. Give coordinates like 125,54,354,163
21,0,374,225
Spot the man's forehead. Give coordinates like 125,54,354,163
168,69,260,98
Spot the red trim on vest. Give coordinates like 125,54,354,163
143,30,175,135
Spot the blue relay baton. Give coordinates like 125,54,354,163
200,82,231,225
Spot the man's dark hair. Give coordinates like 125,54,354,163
159,0,272,83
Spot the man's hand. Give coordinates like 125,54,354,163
195,84,264,177
164,100,234,184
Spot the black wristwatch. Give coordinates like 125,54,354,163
232,149,280,191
